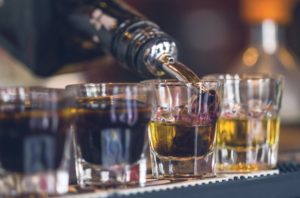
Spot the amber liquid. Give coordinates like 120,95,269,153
73,98,151,166
0,110,71,174
216,117,280,172
161,59,201,83
148,121,215,158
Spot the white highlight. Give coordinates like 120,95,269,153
262,20,278,54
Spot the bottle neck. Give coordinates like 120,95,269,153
64,0,200,81
249,19,285,54
65,0,178,78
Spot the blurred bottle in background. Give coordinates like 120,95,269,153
230,0,300,125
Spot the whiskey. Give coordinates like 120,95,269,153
216,117,280,149
215,116,280,172
148,121,215,158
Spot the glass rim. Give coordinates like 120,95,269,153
65,82,142,90
0,86,63,92
141,79,221,86
203,73,284,82
0,86,66,105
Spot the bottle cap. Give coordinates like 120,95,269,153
241,0,295,24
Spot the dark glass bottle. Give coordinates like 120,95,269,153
61,0,199,81
0,0,199,81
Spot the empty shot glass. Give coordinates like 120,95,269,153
204,74,283,173
0,87,72,196
66,83,152,187
143,80,222,179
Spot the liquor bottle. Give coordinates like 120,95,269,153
230,0,300,124
0,0,199,82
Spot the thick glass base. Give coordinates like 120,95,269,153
0,169,69,196
75,157,147,188
150,149,215,179
215,145,278,173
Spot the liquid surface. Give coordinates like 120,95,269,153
0,110,71,174
73,98,151,166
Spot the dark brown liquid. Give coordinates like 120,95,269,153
0,110,71,174
160,56,201,83
73,98,151,166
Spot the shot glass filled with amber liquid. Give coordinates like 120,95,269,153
204,74,283,173
0,87,73,196
143,80,222,179
66,83,151,187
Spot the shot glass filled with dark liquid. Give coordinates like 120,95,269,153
0,87,72,196
143,80,222,179
66,83,151,187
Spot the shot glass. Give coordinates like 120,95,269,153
65,83,151,187
0,87,72,196
143,79,222,179
203,74,283,173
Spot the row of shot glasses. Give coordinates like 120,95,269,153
0,73,283,196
